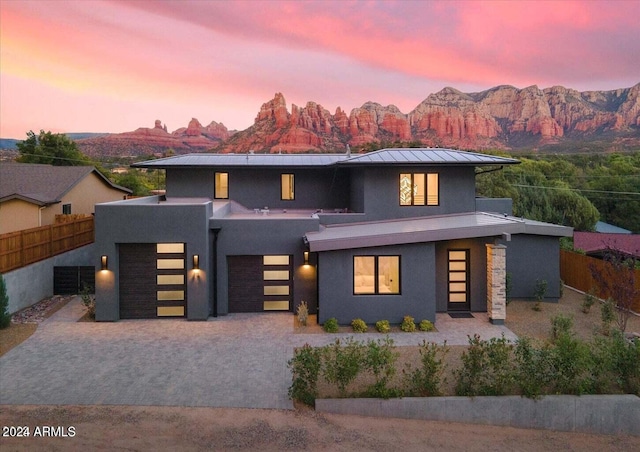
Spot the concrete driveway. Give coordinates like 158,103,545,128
0,298,516,409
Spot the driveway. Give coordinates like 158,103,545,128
0,298,516,409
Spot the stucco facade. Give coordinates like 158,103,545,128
94,148,572,323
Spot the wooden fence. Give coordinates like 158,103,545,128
0,217,94,273
560,249,640,313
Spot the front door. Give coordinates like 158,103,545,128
447,249,470,311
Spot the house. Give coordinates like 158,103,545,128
574,231,640,259
0,163,132,234
94,148,572,324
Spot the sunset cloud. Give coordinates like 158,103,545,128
1,0,638,139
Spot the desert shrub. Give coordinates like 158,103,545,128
559,279,564,298
79,283,95,320
591,331,640,395
351,318,368,333
296,301,309,326
548,332,593,395
0,274,10,329
362,337,400,398
513,337,553,399
534,279,548,301
288,344,322,406
403,340,448,397
323,317,339,333
401,315,416,332
600,298,616,335
582,289,597,314
375,320,390,333
550,314,574,343
505,272,513,305
322,337,365,396
455,334,514,396
419,319,435,332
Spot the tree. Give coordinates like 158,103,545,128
589,248,639,333
0,274,11,329
16,130,90,166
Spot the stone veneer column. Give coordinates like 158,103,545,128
486,243,507,325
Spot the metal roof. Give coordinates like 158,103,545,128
304,212,572,252
132,148,519,169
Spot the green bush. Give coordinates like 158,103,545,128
288,344,322,406
591,331,640,396
0,274,10,329
534,279,547,302
375,320,390,333
550,314,574,343
403,340,448,397
351,318,368,333
505,272,513,305
455,334,514,396
600,298,616,335
548,332,593,395
322,338,364,396
362,337,401,398
323,317,339,333
401,315,416,332
582,289,597,313
419,319,435,332
513,336,553,399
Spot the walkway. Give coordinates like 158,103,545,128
0,298,516,409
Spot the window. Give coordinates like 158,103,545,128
399,173,439,206
62,204,71,214
215,172,229,199
354,256,400,295
281,174,294,200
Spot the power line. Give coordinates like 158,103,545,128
512,184,640,196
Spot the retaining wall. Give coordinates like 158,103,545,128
2,244,95,314
316,395,640,436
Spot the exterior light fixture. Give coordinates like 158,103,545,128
303,251,309,265
193,254,199,270
101,255,108,270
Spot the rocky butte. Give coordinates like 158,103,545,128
76,83,640,157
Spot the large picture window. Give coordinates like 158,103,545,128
354,256,400,295
215,172,229,199
281,174,295,200
400,173,439,206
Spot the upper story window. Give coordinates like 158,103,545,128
354,255,400,295
215,172,229,199
399,173,439,206
62,204,71,214
281,174,295,200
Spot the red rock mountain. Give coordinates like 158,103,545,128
76,84,640,156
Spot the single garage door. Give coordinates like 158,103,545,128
119,243,187,319
228,255,292,312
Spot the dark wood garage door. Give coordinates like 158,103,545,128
228,255,292,312
119,243,187,319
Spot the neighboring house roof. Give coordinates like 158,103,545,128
594,221,631,234
573,231,640,258
132,148,520,169
0,163,131,206
305,212,572,252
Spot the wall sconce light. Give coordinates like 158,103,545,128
101,255,108,270
193,254,199,270
303,251,309,265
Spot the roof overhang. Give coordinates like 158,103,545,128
305,212,573,252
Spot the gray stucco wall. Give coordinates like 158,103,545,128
503,234,562,300
95,197,213,321
211,216,320,315
317,243,436,325
435,238,494,312
360,166,478,221
3,244,95,314
167,167,350,211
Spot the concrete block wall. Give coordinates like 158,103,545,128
2,244,94,314
316,395,640,436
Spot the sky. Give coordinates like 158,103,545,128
1,0,639,139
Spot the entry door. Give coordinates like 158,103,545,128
447,249,470,311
